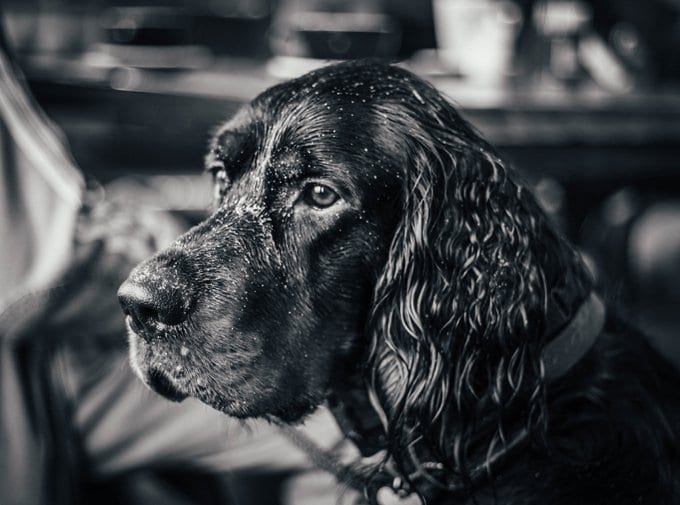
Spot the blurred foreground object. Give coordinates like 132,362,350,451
0,33,83,310
0,23,84,505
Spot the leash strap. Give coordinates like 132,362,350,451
277,423,374,493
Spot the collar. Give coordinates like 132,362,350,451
543,292,606,381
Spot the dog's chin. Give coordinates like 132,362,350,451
227,401,318,424
145,367,188,402
128,333,188,402
127,328,322,421
190,383,320,422
136,362,189,402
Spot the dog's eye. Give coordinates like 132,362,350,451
209,164,229,202
302,184,339,209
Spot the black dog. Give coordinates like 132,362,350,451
119,61,679,504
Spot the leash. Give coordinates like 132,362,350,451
282,292,606,504
278,420,420,504
276,422,375,495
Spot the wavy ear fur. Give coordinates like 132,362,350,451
365,72,592,488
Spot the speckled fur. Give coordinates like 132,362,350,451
121,61,680,503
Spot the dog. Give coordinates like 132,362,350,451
118,60,680,504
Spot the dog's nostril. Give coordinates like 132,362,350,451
129,304,160,336
156,304,187,326
136,305,159,325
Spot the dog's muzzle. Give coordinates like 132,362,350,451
117,253,195,339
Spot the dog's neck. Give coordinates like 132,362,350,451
328,289,606,502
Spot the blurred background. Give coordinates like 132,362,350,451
0,0,679,503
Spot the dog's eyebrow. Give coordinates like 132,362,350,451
210,131,247,160
268,147,342,185
205,130,253,176
267,149,306,182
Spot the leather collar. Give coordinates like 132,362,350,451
543,292,606,381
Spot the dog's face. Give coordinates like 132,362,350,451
118,63,404,421
120,61,609,496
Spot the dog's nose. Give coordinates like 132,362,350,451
118,265,193,337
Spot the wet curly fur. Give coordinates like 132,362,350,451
119,61,680,504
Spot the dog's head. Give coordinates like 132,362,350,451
118,61,405,420
118,61,591,451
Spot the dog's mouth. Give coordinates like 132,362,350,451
146,367,188,402
125,315,317,419
126,323,189,402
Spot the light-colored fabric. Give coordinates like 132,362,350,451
60,346,342,477
0,43,83,505
0,345,45,505
0,47,83,314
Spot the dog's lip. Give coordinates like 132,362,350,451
125,313,139,332
146,367,188,402
127,329,188,402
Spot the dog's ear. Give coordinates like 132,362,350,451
365,80,592,481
